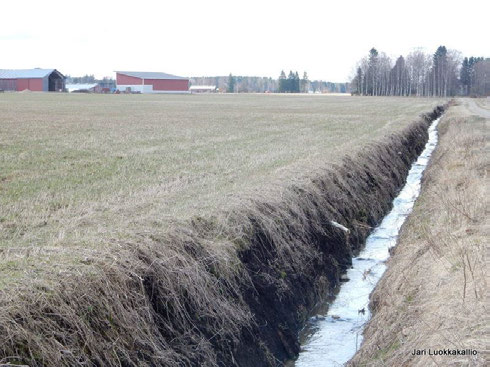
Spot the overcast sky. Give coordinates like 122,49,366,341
1,0,487,82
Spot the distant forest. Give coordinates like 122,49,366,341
190,74,349,94
351,46,489,97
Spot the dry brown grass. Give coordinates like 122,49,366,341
349,99,488,367
0,93,446,366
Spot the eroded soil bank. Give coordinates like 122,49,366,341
291,114,442,366
0,106,445,367
348,100,487,366
233,105,447,366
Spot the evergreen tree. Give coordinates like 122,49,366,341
287,71,295,92
432,46,448,96
355,67,363,95
391,56,408,96
294,71,300,92
367,48,378,95
460,57,470,95
227,73,235,93
466,57,484,95
301,71,309,93
278,70,287,93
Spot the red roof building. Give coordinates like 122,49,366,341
115,71,189,93
0,69,65,92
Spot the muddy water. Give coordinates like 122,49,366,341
290,117,441,367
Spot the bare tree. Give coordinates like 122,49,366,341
472,59,490,96
407,49,431,96
446,49,463,97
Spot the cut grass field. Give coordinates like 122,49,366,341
0,94,444,280
0,93,446,366
349,98,488,366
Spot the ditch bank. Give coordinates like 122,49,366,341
231,105,445,366
347,100,486,366
292,113,442,366
0,106,445,367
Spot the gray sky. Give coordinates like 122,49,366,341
1,0,488,82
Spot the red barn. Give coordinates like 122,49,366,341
115,71,189,93
0,69,65,92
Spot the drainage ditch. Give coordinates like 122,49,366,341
289,116,441,366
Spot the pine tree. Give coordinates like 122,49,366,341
278,70,287,93
391,56,407,96
460,58,470,95
301,72,309,93
227,73,235,93
355,67,363,95
432,46,448,96
367,48,378,95
287,71,295,93
294,71,300,92
467,57,484,95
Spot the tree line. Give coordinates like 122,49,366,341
460,57,487,96
190,74,348,94
190,75,277,93
278,70,301,93
351,47,489,97
65,74,115,88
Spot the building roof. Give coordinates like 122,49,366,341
116,71,188,80
0,69,62,79
66,83,98,92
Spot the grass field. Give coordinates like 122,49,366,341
1,94,443,256
0,93,448,365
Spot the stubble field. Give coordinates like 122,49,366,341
0,93,447,366
1,93,444,271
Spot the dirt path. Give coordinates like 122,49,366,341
466,98,490,118
349,101,487,366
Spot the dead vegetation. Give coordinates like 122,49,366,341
0,94,445,366
349,99,487,367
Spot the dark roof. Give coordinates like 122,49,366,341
116,71,187,80
0,69,64,79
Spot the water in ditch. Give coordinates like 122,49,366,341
290,117,441,367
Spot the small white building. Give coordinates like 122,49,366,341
65,83,100,93
189,85,217,93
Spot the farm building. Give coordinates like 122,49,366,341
190,85,218,93
115,71,189,93
0,69,65,92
